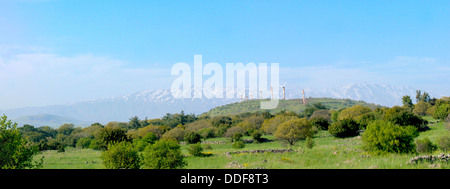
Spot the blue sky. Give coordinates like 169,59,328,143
1,0,449,109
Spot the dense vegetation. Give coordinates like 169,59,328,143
3,93,450,169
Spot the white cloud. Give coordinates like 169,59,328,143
0,50,172,109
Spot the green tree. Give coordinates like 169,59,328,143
402,95,414,110
384,106,428,131
362,120,418,154
0,115,41,169
413,101,431,116
184,132,201,144
101,141,141,169
187,143,204,157
328,118,359,138
435,104,450,120
274,118,313,145
96,124,129,150
142,139,187,169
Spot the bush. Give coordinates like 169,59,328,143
0,115,41,169
133,132,158,151
309,117,329,130
305,137,315,149
187,143,204,156
142,139,186,169
232,141,245,149
435,104,450,120
274,118,313,146
184,132,202,144
328,118,359,138
436,135,450,152
76,138,92,149
362,120,418,154
384,106,428,131
101,141,141,169
251,130,265,143
415,137,437,154
96,125,129,150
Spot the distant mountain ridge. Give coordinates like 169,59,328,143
0,83,435,126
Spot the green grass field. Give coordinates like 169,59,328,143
34,118,449,169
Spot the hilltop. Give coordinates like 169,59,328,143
205,97,382,116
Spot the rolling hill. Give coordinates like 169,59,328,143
12,114,91,128
204,97,382,116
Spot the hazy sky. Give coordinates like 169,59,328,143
1,0,449,109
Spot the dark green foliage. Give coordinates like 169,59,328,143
328,118,359,138
162,111,197,128
251,130,265,143
184,132,202,144
232,133,243,142
96,125,129,150
133,132,157,151
187,143,204,156
101,141,141,169
415,137,437,154
362,120,418,154
0,115,41,169
309,117,330,130
142,139,187,169
402,95,414,110
232,141,245,149
384,106,429,131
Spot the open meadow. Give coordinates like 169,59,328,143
35,120,449,169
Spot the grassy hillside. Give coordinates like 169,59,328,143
205,98,382,116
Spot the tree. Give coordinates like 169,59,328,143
435,104,450,120
338,105,372,121
413,101,431,116
128,116,141,130
184,132,201,144
0,115,41,169
261,114,297,134
101,141,141,169
402,95,414,110
328,118,359,138
309,116,330,130
416,90,430,103
384,106,428,131
96,124,129,150
142,139,187,169
362,120,418,154
274,118,313,146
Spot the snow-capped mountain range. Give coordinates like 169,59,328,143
1,83,438,126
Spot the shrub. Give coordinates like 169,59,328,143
274,118,313,146
232,141,245,149
184,132,202,144
95,125,129,150
224,127,245,142
384,106,428,131
101,141,141,169
328,118,359,138
435,104,450,120
161,127,186,141
0,115,41,169
251,130,265,143
338,105,372,121
415,137,437,154
261,115,297,134
76,138,92,149
188,143,204,156
362,120,418,154
309,117,330,130
133,132,157,151
305,137,315,149
142,139,186,169
436,135,450,152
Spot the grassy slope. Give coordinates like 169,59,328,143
205,98,381,116
35,118,449,169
